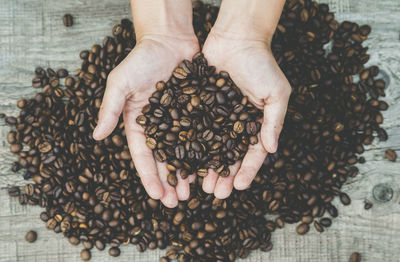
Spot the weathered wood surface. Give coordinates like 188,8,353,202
0,0,400,261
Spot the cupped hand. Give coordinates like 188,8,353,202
93,35,199,208
202,29,291,199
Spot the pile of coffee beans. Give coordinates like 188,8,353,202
4,0,388,261
137,54,262,184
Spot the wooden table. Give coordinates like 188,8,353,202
0,0,399,261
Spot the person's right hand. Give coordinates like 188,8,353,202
93,34,199,208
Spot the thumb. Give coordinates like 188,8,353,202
93,70,127,140
260,94,290,153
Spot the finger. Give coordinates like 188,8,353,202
123,108,163,200
175,171,190,201
214,162,241,199
202,169,218,194
93,71,127,140
234,141,268,190
261,98,289,153
156,161,178,208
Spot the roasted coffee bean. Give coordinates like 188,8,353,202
25,230,37,243
5,116,17,125
340,193,351,205
319,218,332,227
385,149,397,162
364,201,373,210
63,14,73,27
314,221,324,233
80,249,91,261
109,247,121,257
349,252,361,262
8,186,20,197
296,223,310,235
175,145,185,160
167,173,178,187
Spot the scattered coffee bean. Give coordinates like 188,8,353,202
385,149,397,162
349,252,361,262
80,249,91,261
364,201,373,210
63,14,73,27
25,230,37,243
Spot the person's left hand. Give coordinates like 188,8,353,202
201,29,291,199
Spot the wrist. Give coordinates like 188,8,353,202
211,0,285,45
131,0,196,42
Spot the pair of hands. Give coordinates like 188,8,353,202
93,28,291,208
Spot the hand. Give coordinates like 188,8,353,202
93,35,199,208
201,29,291,199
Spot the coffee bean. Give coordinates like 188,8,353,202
314,221,324,233
340,193,351,205
202,129,214,141
385,149,397,162
233,121,244,134
80,249,91,261
136,115,147,125
63,14,73,27
364,201,373,210
175,145,185,160
8,186,20,197
5,116,17,125
25,230,37,243
319,218,332,227
349,252,361,262
296,223,310,235
167,173,178,187
109,247,121,257
10,144,22,153
146,137,157,149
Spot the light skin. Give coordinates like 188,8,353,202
93,0,290,207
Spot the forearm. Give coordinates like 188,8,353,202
131,0,195,41
212,0,286,44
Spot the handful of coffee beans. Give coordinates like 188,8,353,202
137,53,262,185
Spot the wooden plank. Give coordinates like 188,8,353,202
0,0,400,261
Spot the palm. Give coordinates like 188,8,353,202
201,30,291,198
94,37,199,208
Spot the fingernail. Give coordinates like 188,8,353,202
92,126,100,140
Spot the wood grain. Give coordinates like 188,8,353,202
0,0,399,261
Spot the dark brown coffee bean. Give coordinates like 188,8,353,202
155,149,167,162
314,221,324,233
8,186,20,197
296,223,309,235
10,144,22,153
349,252,361,262
385,149,397,162
63,14,73,27
340,193,351,205
80,249,91,261
5,116,17,125
202,129,214,141
319,218,332,227
167,173,178,187
364,201,373,210
108,247,121,257
175,145,185,160
25,230,37,243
